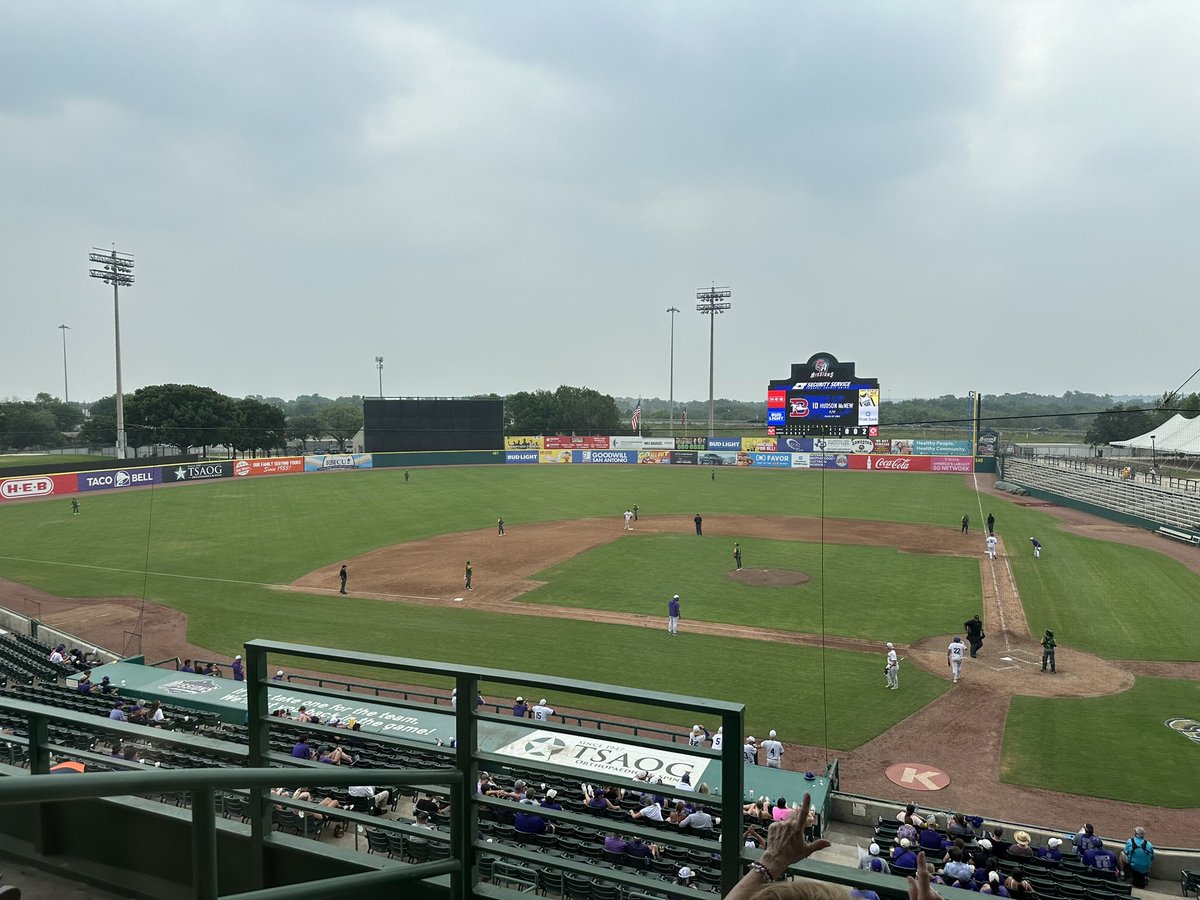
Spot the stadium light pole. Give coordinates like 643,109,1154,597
1150,434,1156,468
667,307,680,436
696,285,732,438
88,247,134,459
57,324,71,403
376,356,384,399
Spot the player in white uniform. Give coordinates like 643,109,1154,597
710,726,723,751
623,510,633,530
947,636,966,683
531,698,554,721
885,642,899,690
686,724,708,747
986,534,998,559
761,730,784,768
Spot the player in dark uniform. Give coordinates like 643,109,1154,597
465,561,473,592
694,514,703,535
339,564,348,594
964,615,984,658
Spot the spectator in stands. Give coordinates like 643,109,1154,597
512,696,530,718
744,796,772,822
127,700,151,724
96,676,117,696
892,838,918,869
291,735,315,760
582,783,619,812
415,792,449,816
147,700,166,727
76,671,94,693
48,644,65,665
318,745,355,765
348,784,389,814
772,797,791,822
1004,866,1036,899
979,871,1010,897
68,648,88,670
1121,826,1154,888
987,827,1012,856
603,832,628,854
667,800,690,825
231,655,244,681
897,803,926,828
896,821,919,846
631,793,664,821
942,848,974,882
539,789,562,812
677,772,694,791
296,706,315,723
1076,823,1103,852
272,670,285,681
1008,830,1035,859
678,805,715,834
918,819,945,851
179,659,195,673
514,799,554,837
477,772,500,795
626,835,653,860
108,703,127,722
974,850,999,882
1037,837,1064,862
858,843,891,875
1082,839,1120,877
948,813,975,839
407,810,436,843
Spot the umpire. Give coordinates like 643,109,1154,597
964,614,985,658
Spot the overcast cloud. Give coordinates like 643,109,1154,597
2,1,1197,407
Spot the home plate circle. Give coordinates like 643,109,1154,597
884,762,950,791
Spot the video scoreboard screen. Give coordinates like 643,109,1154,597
766,353,881,437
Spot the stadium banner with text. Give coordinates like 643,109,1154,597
850,455,931,472
575,449,636,464
741,437,778,452
494,729,710,784
913,439,973,456
698,451,738,466
505,450,540,464
504,436,544,450
669,451,697,464
77,466,163,493
930,456,974,472
304,453,374,472
858,389,880,425
638,450,672,464
776,436,812,453
610,436,675,450
811,453,852,469
159,461,233,484
672,437,706,451
538,450,573,464
790,454,811,468
705,438,743,451
0,473,78,501
750,452,791,468
543,435,610,450
232,457,305,477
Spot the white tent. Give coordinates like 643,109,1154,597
1110,414,1200,456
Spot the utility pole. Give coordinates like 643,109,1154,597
58,324,71,403
89,247,135,459
695,285,732,438
667,307,680,436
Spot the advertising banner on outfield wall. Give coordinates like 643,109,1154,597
673,437,706,451
576,450,636,464
0,473,77,501
638,450,672,464
741,437,778,452
750,452,791,467
789,454,811,468
232,457,304,477
505,436,544,450
505,451,540,464
77,466,163,492
706,438,742,451
669,451,697,464
159,461,233,483
913,440,973,456
930,456,974,472
610,436,675,450
698,451,738,466
539,450,573,464
776,436,812,453
543,435,609,450
811,453,851,469
851,455,930,472
304,454,373,472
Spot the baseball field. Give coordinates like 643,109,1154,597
0,463,1196,839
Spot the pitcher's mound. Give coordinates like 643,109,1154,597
728,568,811,586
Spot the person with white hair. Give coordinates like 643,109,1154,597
762,730,784,768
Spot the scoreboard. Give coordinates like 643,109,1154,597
766,353,881,437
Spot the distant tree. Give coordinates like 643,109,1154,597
506,390,557,433
287,413,323,452
290,394,336,418
317,401,363,451
126,384,236,455
231,398,287,456
1084,403,1152,446
0,403,63,451
32,392,84,431
506,386,621,434
79,396,117,450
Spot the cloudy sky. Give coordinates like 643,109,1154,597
3,1,1197,407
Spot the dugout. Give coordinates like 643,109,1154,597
363,397,503,452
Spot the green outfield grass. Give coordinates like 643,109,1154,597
521,534,980,641
1002,677,1200,807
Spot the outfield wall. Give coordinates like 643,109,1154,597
0,438,977,503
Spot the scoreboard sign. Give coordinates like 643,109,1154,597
767,352,881,437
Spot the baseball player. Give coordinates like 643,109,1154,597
623,509,633,530
986,534,998,559
667,594,681,635
531,698,554,720
762,730,784,768
742,736,759,765
733,542,743,570
339,564,348,595
71,498,80,516
710,726,723,751
947,636,966,683
1041,630,1057,673
464,560,473,591
686,724,709,747
497,517,505,536
1030,537,1042,559
884,642,900,689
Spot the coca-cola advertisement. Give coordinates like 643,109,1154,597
847,455,974,473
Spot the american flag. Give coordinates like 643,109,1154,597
630,400,642,431
680,409,687,427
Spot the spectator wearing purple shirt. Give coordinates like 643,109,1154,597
231,655,244,681
919,819,946,851
291,736,314,760
1082,841,1120,876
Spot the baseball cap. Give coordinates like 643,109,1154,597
516,696,524,702
539,698,547,705
886,642,894,649
678,867,695,879
234,655,242,660
545,789,557,799
977,839,993,850
673,594,679,599
900,838,911,848
275,670,283,677
869,843,880,856
746,736,756,743
692,724,702,731
769,729,777,738
1048,838,1062,848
